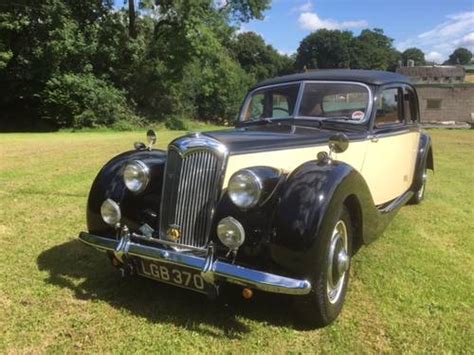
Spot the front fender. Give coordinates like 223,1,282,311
86,149,166,236
270,160,374,275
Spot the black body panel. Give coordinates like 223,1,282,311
268,160,411,276
205,124,367,154
413,132,434,191
86,149,166,236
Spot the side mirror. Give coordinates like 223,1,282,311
146,129,157,150
328,133,349,154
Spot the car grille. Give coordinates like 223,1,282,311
159,137,225,248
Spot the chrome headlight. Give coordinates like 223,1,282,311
123,160,150,193
101,199,121,226
217,217,245,250
228,169,263,208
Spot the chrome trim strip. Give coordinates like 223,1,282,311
159,134,229,249
79,231,312,296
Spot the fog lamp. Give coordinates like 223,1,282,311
100,198,121,226
217,217,245,250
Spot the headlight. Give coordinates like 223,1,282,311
123,160,150,193
217,217,245,250
101,199,121,226
228,169,262,208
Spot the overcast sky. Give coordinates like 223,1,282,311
240,0,474,63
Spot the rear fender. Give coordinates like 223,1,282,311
412,133,433,191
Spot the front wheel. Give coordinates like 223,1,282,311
294,207,353,328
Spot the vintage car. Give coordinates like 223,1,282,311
79,70,434,327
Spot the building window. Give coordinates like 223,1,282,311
426,99,442,110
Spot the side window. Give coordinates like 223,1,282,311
272,94,290,118
403,87,417,123
243,84,299,121
375,88,402,127
245,93,264,120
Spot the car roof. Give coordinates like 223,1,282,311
252,69,411,89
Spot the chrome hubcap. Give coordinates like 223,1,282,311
327,220,349,304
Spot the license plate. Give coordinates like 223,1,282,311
135,258,209,294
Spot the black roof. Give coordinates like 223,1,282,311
253,69,411,89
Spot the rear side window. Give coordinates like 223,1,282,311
403,87,418,123
375,88,403,127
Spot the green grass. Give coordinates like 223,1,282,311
0,129,473,353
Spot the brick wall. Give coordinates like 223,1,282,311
415,84,474,122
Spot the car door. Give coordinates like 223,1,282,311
360,86,420,205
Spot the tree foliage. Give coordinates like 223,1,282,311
231,32,293,82
0,0,278,130
445,47,472,65
0,0,444,131
401,47,426,66
295,29,353,70
295,28,401,71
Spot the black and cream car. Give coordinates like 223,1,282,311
79,70,434,327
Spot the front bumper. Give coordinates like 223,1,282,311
78,230,311,296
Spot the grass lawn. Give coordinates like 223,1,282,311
0,129,473,353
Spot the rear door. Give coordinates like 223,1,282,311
360,86,420,205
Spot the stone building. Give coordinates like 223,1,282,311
397,65,474,123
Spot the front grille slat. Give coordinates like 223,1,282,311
159,143,223,249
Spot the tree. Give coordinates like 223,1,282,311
401,47,426,66
352,29,399,71
217,0,271,22
231,32,293,82
445,47,472,65
295,29,353,70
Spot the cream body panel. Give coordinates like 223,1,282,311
222,140,369,189
361,131,420,204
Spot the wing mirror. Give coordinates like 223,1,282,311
328,133,349,154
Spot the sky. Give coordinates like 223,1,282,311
240,0,474,63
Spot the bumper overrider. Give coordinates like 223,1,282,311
78,228,311,296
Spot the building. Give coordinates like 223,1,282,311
464,64,474,83
397,65,474,123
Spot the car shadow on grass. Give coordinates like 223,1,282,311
37,239,299,338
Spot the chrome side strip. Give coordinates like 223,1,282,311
79,231,312,296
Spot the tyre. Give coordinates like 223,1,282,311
294,206,353,328
409,164,427,205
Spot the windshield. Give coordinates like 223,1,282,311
242,84,300,121
241,82,370,123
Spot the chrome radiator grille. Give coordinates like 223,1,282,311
159,137,225,248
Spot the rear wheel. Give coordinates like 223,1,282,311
294,206,353,328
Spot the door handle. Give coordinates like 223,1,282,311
369,135,379,143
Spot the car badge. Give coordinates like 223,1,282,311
167,226,181,241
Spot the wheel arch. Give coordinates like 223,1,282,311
269,159,375,275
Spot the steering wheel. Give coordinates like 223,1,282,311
273,107,289,115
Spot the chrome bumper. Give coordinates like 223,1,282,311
78,230,311,296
